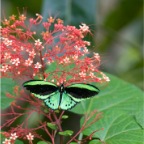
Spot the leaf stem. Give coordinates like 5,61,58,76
78,133,83,144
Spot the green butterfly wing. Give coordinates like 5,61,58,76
23,80,60,109
65,83,99,102
23,80,58,99
60,92,77,110
44,91,60,110
23,80,57,87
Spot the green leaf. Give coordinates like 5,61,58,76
135,110,144,129
47,122,57,130
1,78,17,109
71,73,143,115
15,139,24,144
89,140,100,144
37,141,51,144
71,73,143,144
82,110,144,144
1,133,6,143
62,115,69,119
69,142,78,144
59,130,74,136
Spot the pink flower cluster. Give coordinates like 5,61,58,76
0,13,109,85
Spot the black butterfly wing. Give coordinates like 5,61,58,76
23,80,58,99
65,83,100,102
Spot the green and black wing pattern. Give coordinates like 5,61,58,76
23,80,100,110
65,83,99,102
59,92,77,110
60,83,99,110
23,80,60,109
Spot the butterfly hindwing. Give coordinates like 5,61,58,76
60,92,77,110
23,80,58,99
65,83,99,102
44,91,60,110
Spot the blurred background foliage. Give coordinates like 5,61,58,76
1,0,143,90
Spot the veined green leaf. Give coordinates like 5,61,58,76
71,73,143,144
71,73,143,115
135,110,144,129
81,110,144,144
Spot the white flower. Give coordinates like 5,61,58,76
94,53,100,60
34,62,42,69
35,39,42,46
83,47,89,54
4,53,11,59
74,45,81,51
2,138,11,144
79,23,89,33
29,50,36,57
10,58,20,66
84,41,90,46
104,76,110,82
26,133,34,141
89,64,95,71
1,65,9,72
10,133,18,140
101,72,110,82
63,57,70,64
79,71,86,78
89,72,95,78
25,58,33,66
3,38,12,46
72,54,78,60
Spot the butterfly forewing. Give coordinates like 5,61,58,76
65,83,99,102
23,80,58,99
60,92,77,110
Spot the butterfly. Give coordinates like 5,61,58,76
23,80,100,110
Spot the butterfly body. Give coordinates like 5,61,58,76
23,80,99,110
